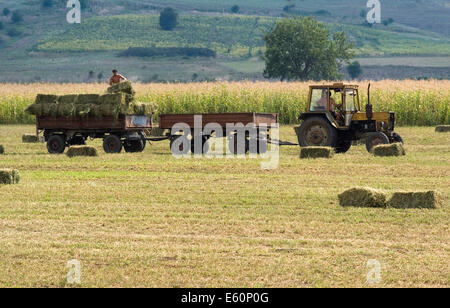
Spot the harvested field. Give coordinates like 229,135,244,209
372,143,406,157
300,147,334,159
66,146,99,158
0,126,448,287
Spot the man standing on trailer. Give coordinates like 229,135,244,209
109,69,127,85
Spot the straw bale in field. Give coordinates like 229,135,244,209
22,134,43,143
0,145,4,154
300,147,334,159
338,187,387,208
66,146,99,158
388,191,440,209
107,81,136,95
435,125,450,132
372,143,406,157
0,169,20,184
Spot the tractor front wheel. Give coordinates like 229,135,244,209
366,132,390,152
297,117,338,147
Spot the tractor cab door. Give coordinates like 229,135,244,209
343,88,359,127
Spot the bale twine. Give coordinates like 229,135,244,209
372,143,406,157
66,146,99,158
300,147,334,159
435,125,450,133
22,134,43,143
338,187,387,208
0,169,20,184
388,191,440,209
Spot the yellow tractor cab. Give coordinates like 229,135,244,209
295,83,403,153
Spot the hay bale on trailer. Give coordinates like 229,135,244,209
372,143,406,157
435,125,450,132
388,191,440,209
338,187,387,208
0,145,4,154
107,81,136,95
66,146,99,158
300,146,334,159
22,134,43,143
0,169,20,184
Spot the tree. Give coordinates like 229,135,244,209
42,0,53,8
159,7,178,31
3,8,10,16
347,61,362,79
263,17,355,81
11,11,24,23
231,5,240,14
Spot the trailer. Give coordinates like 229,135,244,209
153,113,280,155
37,115,152,154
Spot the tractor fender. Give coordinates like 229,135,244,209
299,112,338,129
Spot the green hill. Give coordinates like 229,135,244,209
35,14,450,56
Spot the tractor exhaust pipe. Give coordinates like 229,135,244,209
366,83,373,120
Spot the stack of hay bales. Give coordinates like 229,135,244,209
0,145,4,154
388,191,440,209
67,146,99,158
435,125,450,133
300,147,334,159
0,169,20,184
25,81,155,119
22,134,43,143
372,143,406,157
338,187,387,208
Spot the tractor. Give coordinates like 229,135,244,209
295,83,403,153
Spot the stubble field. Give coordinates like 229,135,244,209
0,125,448,287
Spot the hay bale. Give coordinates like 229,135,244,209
35,94,58,105
77,94,100,105
338,187,387,208
0,145,4,154
388,191,440,209
22,134,43,143
66,146,99,158
300,146,334,159
372,143,406,157
107,81,136,95
435,125,450,133
0,169,20,184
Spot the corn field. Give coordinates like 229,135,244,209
0,80,448,126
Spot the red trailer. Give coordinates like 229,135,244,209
37,115,152,154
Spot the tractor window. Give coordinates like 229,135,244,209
345,89,356,112
330,89,342,109
310,89,328,111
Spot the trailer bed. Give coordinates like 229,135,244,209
159,113,278,129
37,115,152,131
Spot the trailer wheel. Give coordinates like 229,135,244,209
170,135,189,155
191,136,210,155
47,135,66,154
335,141,352,154
68,136,86,146
124,139,145,153
228,133,249,155
366,132,390,152
103,135,122,154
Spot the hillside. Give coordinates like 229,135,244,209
0,0,448,82
35,14,450,56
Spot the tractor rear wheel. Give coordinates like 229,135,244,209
297,117,338,147
366,132,390,152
